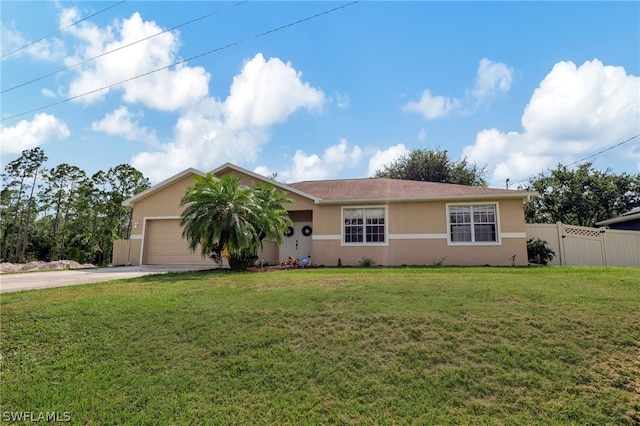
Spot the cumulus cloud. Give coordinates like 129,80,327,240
470,58,513,102
91,106,159,146
131,54,326,182
367,143,410,177
271,139,363,182
403,90,460,119
62,9,209,109
224,54,324,129
0,113,70,154
462,59,639,186
404,58,513,119
253,165,273,179
0,22,65,61
130,101,266,183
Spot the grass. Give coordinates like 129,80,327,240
1,267,639,425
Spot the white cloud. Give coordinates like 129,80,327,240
91,106,159,146
462,59,640,186
404,58,513,120
130,101,264,183
41,88,57,98
274,139,363,182
0,113,70,155
522,60,637,143
0,23,65,62
63,10,209,109
224,53,324,129
131,54,326,183
470,58,513,102
335,91,350,109
253,165,273,178
402,90,460,119
367,143,410,177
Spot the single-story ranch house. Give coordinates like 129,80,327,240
115,163,537,267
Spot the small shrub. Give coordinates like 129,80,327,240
358,257,376,267
228,250,259,271
527,238,555,265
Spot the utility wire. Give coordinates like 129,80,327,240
1,1,249,95
1,1,360,122
512,133,640,187
564,134,639,168
1,1,127,59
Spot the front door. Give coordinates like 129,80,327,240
279,221,312,261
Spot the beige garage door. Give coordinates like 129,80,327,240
143,219,216,265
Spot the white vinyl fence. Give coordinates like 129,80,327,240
526,222,640,267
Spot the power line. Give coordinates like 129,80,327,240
1,1,360,122
564,134,639,168
1,1,127,59
512,133,640,187
1,1,249,95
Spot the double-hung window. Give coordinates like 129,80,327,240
343,208,386,244
449,204,498,243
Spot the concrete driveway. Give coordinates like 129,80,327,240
0,265,217,293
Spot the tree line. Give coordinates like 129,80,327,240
1,147,150,265
524,162,640,227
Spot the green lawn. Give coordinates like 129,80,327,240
1,267,639,425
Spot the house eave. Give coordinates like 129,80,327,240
595,212,640,227
315,192,538,205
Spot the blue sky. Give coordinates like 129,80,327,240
1,1,639,188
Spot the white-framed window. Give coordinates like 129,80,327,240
448,204,498,244
343,207,386,245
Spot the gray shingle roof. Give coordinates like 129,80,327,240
288,178,533,202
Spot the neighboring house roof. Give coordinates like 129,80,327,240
595,207,640,227
288,178,536,204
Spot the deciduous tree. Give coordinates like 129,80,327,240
374,148,487,186
525,163,640,227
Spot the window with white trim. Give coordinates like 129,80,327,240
449,204,497,243
344,208,385,244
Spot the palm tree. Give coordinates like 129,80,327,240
253,182,293,243
180,174,292,271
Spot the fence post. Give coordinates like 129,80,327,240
600,228,608,266
556,221,566,265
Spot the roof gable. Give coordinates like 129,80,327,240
210,163,321,203
122,168,206,207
